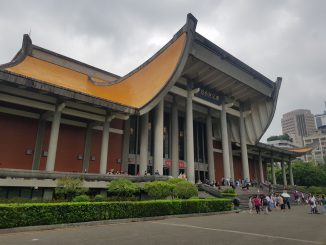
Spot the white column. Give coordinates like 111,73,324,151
258,152,264,183
281,160,287,186
221,102,231,180
240,106,250,181
46,108,62,171
99,117,111,174
154,100,164,175
229,131,234,180
186,84,195,183
206,111,215,182
271,158,277,185
289,161,294,186
171,100,179,178
121,119,130,173
139,113,149,175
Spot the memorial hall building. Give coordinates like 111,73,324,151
0,14,302,198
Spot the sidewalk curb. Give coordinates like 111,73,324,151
0,210,237,234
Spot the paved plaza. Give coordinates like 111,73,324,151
0,206,325,245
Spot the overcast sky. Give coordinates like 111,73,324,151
1,0,325,141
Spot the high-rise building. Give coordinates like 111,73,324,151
281,109,316,146
315,101,326,129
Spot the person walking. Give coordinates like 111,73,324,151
320,195,326,215
278,194,285,211
308,194,318,214
253,195,261,214
281,190,291,210
262,195,269,214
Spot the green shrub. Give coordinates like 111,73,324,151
220,193,237,197
72,195,90,202
305,186,326,195
55,177,88,200
0,198,43,204
222,188,235,194
94,195,107,202
167,178,186,185
106,196,138,202
0,199,232,228
174,181,198,199
144,181,174,199
107,179,140,197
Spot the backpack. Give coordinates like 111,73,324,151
233,198,240,206
263,198,268,206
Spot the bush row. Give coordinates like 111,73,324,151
0,199,232,229
297,186,326,195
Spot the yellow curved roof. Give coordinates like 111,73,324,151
5,33,187,109
287,147,313,153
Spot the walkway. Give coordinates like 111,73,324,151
0,206,325,245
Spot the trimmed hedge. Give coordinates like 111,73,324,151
220,193,237,197
0,199,231,229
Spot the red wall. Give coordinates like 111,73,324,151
249,159,259,181
233,156,243,180
213,152,223,183
0,114,37,169
0,113,123,173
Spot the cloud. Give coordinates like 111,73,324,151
0,0,325,141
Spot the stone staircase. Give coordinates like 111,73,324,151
197,184,271,210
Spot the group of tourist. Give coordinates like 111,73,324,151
204,177,258,191
246,191,291,214
106,169,127,175
244,190,326,215
303,193,326,214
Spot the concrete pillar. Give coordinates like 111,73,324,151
32,119,46,170
240,106,250,181
228,130,234,180
46,107,63,171
221,102,231,180
154,100,164,175
186,84,195,183
281,160,287,186
139,113,149,175
289,161,294,186
206,111,215,182
82,123,93,172
171,100,179,178
99,117,111,174
271,158,277,185
121,119,130,173
258,152,264,183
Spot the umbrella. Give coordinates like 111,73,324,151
281,192,290,198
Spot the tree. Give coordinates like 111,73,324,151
174,181,198,199
55,177,88,200
144,181,174,199
274,160,326,187
107,179,140,197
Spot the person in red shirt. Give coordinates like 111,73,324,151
253,195,261,214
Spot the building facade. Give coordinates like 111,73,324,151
314,102,326,129
0,14,298,199
303,130,326,164
282,109,316,146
